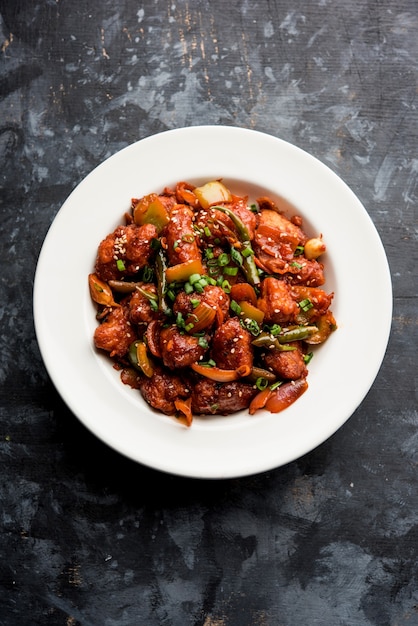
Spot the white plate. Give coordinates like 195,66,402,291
33,126,392,479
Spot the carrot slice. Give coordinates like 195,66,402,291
191,362,251,382
249,388,273,415
135,341,154,378
174,398,193,427
185,302,216,333
265,378,308,413
88,274,119,307
230,283,257,306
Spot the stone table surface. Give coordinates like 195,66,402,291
0,1,417,625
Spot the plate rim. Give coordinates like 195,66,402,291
33,125,393,478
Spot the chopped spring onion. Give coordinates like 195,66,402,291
304,352,314,364
242,246,254,258
176,312,185,329
241,318,261,336
269,324,282,336
142,266,154,282
218,253,230,266
256,377,269,391
198,336,209,349
221,279,232,293
189,273,201,285
230,247,243,266
198,359,216,368
299,298,313,312
230,300,242,315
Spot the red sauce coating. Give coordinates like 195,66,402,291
90,180,336,425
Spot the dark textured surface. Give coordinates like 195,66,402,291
0,1,417,624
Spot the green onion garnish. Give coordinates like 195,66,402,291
299,298,313,312
142,266,153,282
189,273,201,285
230,300,242,315
221,279,231,293
200,359,216,367
230,247,243,266
304,352,314,364
218,253,230,266
256,377,269,391
242,246,254,258
242,318,260,336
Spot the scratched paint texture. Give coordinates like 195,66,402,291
0,0,417,625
